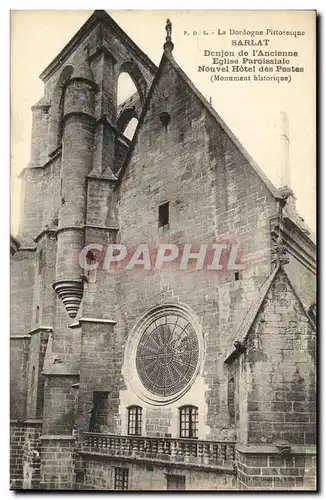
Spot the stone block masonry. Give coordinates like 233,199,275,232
10,10,316,492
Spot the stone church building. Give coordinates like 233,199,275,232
10,10,316,490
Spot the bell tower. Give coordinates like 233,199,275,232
18,11,157,489
31,10,157,319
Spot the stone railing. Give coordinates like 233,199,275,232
82,433,235,469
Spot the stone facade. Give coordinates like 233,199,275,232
10,10,316,491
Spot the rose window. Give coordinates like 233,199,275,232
136,315,199,397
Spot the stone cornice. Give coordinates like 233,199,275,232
27,326,53,336
10,335,31,339
10,419,43,425
236,444,316,455
79,450,235,474
34,224,119,242
16,246,37,252
62,110,97,125
69,317,117,329
40,435,76,441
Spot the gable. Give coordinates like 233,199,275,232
225,265,316,364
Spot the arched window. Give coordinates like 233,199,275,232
48,65,74,155
179,405,198,439
117,72,140,141
127,405,142,436
117,72,139,107
123,118,138,140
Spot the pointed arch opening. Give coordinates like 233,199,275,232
48,65,74,156
117,72,140,141
117,72,139,107
117,61,147,105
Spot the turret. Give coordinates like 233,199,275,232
53,61,97,318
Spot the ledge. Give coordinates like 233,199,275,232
236,444,316,455
69,317,116,329
10,419,43,425
56,224,120,235
86,174,117,183
84,223,120,232
79,450,236,474
27,326,53,336
22,419,43,424
15,246,37,252
40,435,76,441
10,335,31,339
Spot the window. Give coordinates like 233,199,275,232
31,366,35,386
228,377,235,425
167,474,185,490
179,405,198,438
158,202,169,228
89,391,109,433
114,467,128,490
38,250,45,275
127,405,142,435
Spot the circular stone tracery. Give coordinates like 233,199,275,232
135,315,199,398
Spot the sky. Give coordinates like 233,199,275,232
10,10,316,234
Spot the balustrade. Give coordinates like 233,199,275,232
82,433,235,468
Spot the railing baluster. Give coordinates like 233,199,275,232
82,433,235,468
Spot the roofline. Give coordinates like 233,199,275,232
39,10,157,82
165,53,282,201
115,52,168,188
224,264,316,364
116,49,282,200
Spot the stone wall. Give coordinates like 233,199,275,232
236,448,316,490
81,457,236,491
243,269,316,447
10,422,42,490
108,53,279,440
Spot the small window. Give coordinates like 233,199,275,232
228,377,235,425
35,306,40,325
179,405,198,439
114,467,128,490
127,405,142,436
167,474,185,490
38,250,45,275
158,202,169,228
31,366,35,386
234,271,240,281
